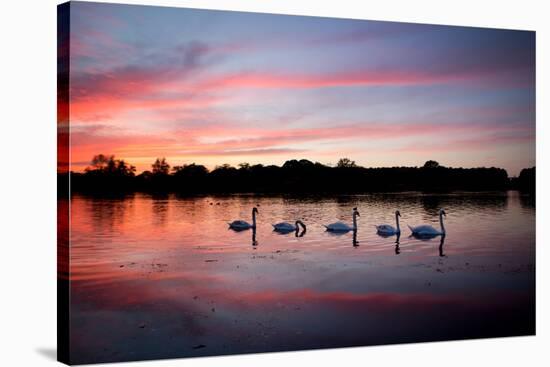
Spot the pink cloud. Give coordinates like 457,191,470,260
69,119,533,173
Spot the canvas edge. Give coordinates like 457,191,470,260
57,1,71,365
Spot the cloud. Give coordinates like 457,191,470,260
68,119,533,173
183,148,306,157
64,11,535,175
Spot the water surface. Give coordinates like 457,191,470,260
69,191,535,364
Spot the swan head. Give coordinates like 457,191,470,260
353,207,360,217
395,210,401,217
439,209,446,217
252,207,259,215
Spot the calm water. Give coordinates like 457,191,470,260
68,191,535,364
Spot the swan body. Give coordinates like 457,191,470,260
375,210,401,236
229,207,258,230
273,220,306,233
408,209,446,237
325,222,353,232
324,208,360,232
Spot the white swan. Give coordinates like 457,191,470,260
273,220,306,233
228,207,258,230
408,209,446,237
375,210,401,236
324,207,360,232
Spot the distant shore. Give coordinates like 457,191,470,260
59,156,535,196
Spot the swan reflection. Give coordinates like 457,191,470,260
325,228,358,247
273,220,306,233
228,223,258,247
252,228,258,247
438,235,446,257
395,234,401,255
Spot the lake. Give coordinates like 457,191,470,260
67,191,535,364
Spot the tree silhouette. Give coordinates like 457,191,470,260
517,167,535,193
152,158,170,175
85,154,135,176
87,154,113,172
423,160,440,169
238,162,251,170
337,158,356,168
71,154,529,194
173,163,208,177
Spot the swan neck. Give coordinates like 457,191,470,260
353,212,358,230
439,212,445,234
252,210,256,228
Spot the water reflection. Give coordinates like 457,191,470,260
395,234,401,255
518,193,535,209
439,235,446,257
229,225,258,247
151,194,170,227
252,227,258,247
69,191,535,364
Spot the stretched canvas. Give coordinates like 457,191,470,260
58,1,536,365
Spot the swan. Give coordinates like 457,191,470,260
408,209,446,237
375,210,401,236
273,220,306,233
228,207,258,230
324,207,360,232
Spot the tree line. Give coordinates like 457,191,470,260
65,155,535,194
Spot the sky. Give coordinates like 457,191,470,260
63,1,535,176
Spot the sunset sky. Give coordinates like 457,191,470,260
65,2,535,176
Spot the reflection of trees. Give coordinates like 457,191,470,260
419,193,508,215
87,195,134,233
151,193,169,227
519,194,535,209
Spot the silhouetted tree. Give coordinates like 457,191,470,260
152,158,170,175
173,163,208,177
89,154,112,171
423,160,440,169
115,159,136,177
172,163,209,192
337,158,357,168
71,155,519,194
238,162,251,170
282,159,314,170
85,154,135,176
517,167,535,193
